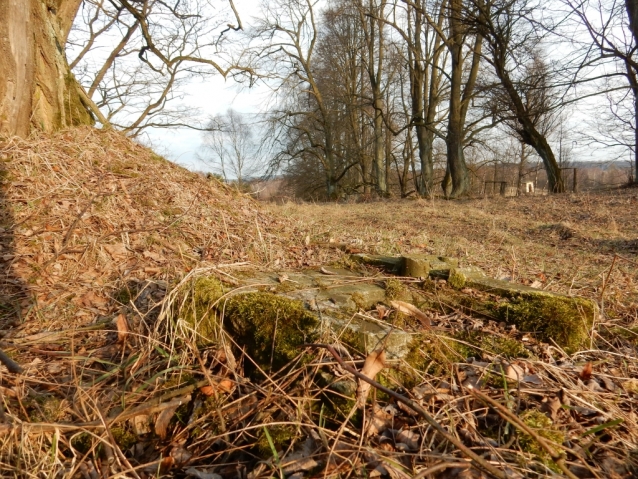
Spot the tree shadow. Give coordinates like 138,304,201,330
592,238,638,257
0,142,31,332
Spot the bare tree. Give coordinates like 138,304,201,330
564,0,638,182
469,0,565,192
254,0,366,198
66,0,251,137
357,0,390,194
0,0,252,138
201,109,263,184
381,0,447,197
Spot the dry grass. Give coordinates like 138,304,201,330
0,128,637,478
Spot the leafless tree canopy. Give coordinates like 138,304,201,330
67,0,252,136
2,0,635,195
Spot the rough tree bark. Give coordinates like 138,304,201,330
626,0,638,181
0,0,93,138
443,0,470,198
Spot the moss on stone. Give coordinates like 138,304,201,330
493,294,595,353
28,394,65,422
448,269,467,289
182,277,318,374
350,291,367,310
71,432,93,454
222,292,318,373
181,276,225,339
111,426,138,451
400,332,463,382
519,409,565,473
384,278,409,301
257,425,296,457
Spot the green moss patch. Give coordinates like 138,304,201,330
181,277,318,374
453,331,530,359
519,410,565,473
222,292,318,372
493,294,595,353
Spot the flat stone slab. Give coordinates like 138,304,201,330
351,253,458,278
315,283,387,310
447,266,597,353
320,314,414,359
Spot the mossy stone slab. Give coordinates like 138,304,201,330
448,269,597,353
322,314,414,359
316,283,386,310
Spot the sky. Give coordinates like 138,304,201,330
70,0,634,173
143,75,269,172
141,0,268,172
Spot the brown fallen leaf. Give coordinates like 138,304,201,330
540,396,562,421
115,313,129,343
376,304,390,319
356,348,386,408
580,362,593,381
143,250,166,263
504,363,525,382
104,243,128,260
200,379,233,396
155,402,182,439
79,291,109,310
320,267,338,275
170,445,192,466
390,300,430,327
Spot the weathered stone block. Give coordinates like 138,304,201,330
352,253,460,279
350,254,404,274
402,254,459,278
322,314,414,359
448,270,598,353
316,283,386,310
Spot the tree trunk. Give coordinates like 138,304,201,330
444,0,470,198
635,92,638,183
0,0,92,137
626,0,638,46
626,0,638,182
373,99,387,193
489,43,564,192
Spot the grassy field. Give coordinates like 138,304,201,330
273,191,638,312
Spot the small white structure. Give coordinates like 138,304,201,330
525,181,535,194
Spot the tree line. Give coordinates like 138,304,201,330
1,0,637,199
